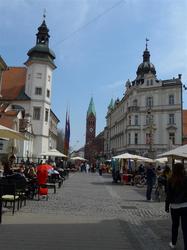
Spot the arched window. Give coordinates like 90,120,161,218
146,96,153,107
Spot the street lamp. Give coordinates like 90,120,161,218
147,108,154,158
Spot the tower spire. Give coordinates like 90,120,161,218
87,97,96,117
145,38,149,50
136,39,156,78
36,15,50,46
43,8,46,20
25,16,56,69
143,38,150,62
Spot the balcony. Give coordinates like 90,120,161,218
127,106,140,113
126,125,141,130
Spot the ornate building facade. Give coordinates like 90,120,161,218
104,43,183,159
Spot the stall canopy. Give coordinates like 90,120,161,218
70,156,87,161
136,156,154,163
154,157,168,164
158,144,187,159
0,124,28,140
41,149,67,158
112,153,140,160
112,153,153,162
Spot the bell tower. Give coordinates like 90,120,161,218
85,97,96,144
24,15,56,157
85,97,96,162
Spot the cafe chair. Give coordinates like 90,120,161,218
1,182,20,214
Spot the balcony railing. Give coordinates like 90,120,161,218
127,106,140,112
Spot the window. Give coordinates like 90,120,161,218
133,99,137,106
35,87,42,95
33,107,41,120
169,114,175,125
47,89,50,98
45,108,49,122
150,79,153,85
128,133,131,144
169,132,175,145
48,75,51,82
169,95,174,105
28,74,31,80
134,115,138,126
128,115,131,125
0,140,3,150
147,80,149,86
146,114,153,125
146,133,150,144
134,133,138,145
36,73,42,79
146,96,153,107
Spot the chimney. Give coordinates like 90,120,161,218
178,74,182,80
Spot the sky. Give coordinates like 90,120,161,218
0,0,187,150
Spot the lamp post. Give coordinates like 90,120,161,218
147,108,154,159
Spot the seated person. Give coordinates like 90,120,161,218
26,166,37,179
3,161,13,176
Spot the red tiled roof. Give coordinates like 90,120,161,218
0,109,19,129
0,117,14,129
1,67,27,100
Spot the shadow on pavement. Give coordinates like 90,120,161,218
0,218,183,250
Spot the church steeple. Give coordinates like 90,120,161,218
85,97,96,145
25,15,56,69
87,97,96,117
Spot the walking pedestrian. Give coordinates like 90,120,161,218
146,163,156,201
86,163,90,173
99,163,103,176
165,163,187,249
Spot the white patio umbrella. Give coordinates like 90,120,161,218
136,156,154,163
158,144,187,159
154,157,168,164
112,153,142,160
112,153,153,163
41,149,67,157
70,156,87,161
0,124,28,140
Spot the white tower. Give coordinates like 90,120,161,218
24,16,56,157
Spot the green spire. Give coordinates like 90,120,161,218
87,97,96,117
108,98,114,110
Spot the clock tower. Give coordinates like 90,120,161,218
85,97,96,161
85,97,96,144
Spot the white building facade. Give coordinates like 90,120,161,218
104,45,183,159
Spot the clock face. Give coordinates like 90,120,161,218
89,127,93,133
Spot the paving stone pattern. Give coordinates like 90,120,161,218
0,172,184,250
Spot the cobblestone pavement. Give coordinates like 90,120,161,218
0,172,184,250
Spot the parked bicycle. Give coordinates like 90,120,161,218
154,175,166,201
133,174,146,187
